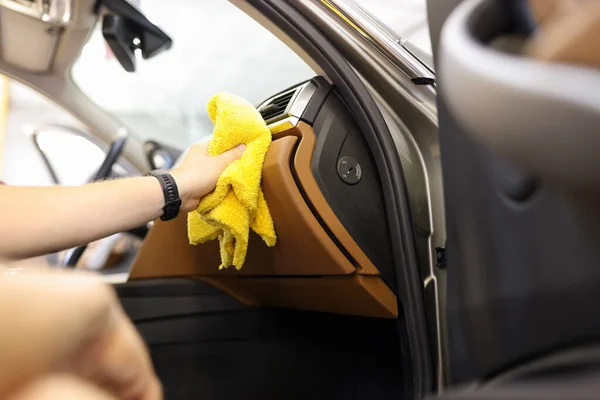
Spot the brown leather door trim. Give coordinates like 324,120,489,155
129,135,356,279
200,275,398,318
527,0,600,71
284,121,379,275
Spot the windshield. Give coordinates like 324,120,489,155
72,1,431,150
71,1,315,149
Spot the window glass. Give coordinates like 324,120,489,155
1,78,98,186
357,0,432,57
71,0,315,149
1,78,133,186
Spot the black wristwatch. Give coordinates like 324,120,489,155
146,170,182,221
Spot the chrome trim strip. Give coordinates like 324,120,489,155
268,116,299,135
258,80,318,128
288,80,318,119
257,86,300,120
323,0,435,80
298,0,436,123
403,40,435,74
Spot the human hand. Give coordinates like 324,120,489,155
0,268,161,400
171,140,245,212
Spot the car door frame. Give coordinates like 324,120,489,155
233,0,444,396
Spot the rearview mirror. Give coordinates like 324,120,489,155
98,0,173,72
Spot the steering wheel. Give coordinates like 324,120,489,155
64,134,129,268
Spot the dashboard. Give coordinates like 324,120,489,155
129,77,398,318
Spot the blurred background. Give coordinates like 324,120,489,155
0,0,430,186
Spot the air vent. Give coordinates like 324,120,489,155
259,89,296,122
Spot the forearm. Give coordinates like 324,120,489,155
0,177,167,261
0,140,244,262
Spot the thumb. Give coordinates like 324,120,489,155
216,144,246,167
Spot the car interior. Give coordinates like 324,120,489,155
0,0,430,398
123,76,411,398
429,0,600,398
125,56,421,400
4,0,600,398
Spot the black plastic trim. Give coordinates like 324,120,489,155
247,0,434,397
310,89,396,289
116,279,247,323
116,278,224,297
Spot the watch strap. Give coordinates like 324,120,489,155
146,170,182,221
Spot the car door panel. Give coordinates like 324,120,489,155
431,0,600,389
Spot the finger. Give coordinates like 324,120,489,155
0,270,117,395
8,374,117,400
0,268,162,400
0,269,161,400
216,143,246,167
74,307,162,400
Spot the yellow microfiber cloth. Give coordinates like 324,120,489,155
187,92,276,270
